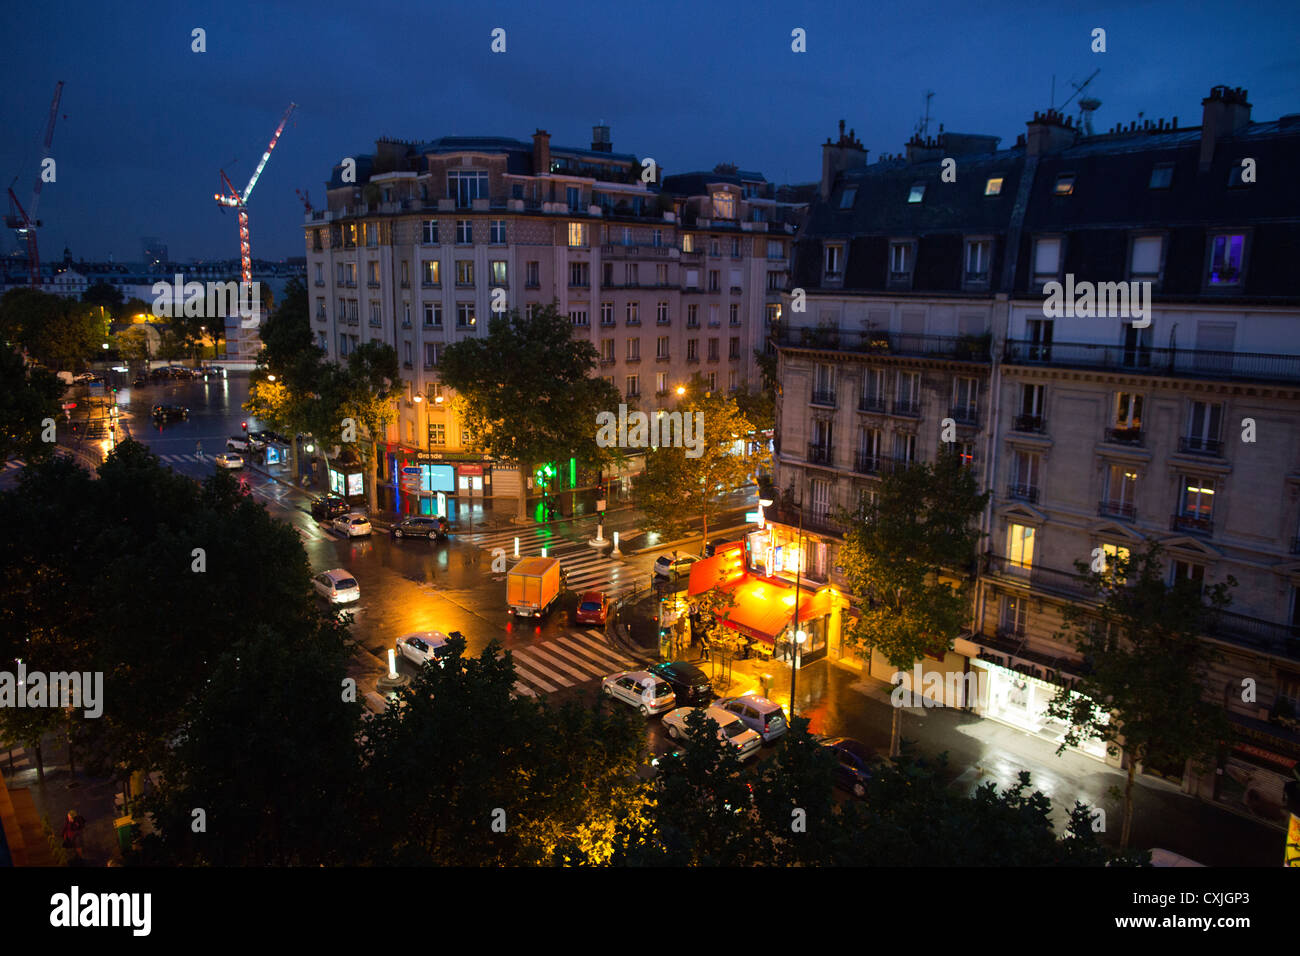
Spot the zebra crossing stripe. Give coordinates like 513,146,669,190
513,682,538,698
510,663,557,693
528,644,602,681
555,635,634,671
511,650,574,687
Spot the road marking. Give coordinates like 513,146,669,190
527,644,603,680
508,660,560,693
513,682,538,697
556,635,635,671
510,649,574,687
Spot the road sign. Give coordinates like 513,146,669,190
745,511,761,522
401,465,421,475
61,402,77,410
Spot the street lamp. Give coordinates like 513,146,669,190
675,385,686,396
267,374,276,382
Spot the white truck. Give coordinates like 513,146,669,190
506,556,564,617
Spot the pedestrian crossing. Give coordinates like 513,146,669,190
158,453,207,464
2,459,26,470
504,628,654,699
1,744,32,774
462,525,637,600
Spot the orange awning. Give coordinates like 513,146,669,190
687,543,746,595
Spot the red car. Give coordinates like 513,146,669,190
575,590,609,626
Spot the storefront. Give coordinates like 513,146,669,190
387,447,494,518
328,462,365,502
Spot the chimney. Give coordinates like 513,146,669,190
591,123,612,153
820,119,867,201
532,129,551,173
1199,85,1252,172
905,131,944,165
1025,108,1078,156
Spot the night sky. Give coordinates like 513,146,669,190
3,0,1296,264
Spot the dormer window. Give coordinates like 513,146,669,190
839,187,857,209
1148,163,1174,189
1053,174,1076,196
984,177,1003,196
907,183,926,203
823,243,844,280
711,191,736,220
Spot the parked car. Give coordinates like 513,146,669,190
713,693,788,742
654,553,698,579
818,736,888,798
226,435,251,452
332,513,372,538
313,568,360,604
72,371,101,384
661,705,762,760
601,670,676,716
151,404,188,422
396,631,453,668
648,661,713,706
132,376,148,388
703,538,738,558
310,494,350,522
574,590,609,626
391,516,441,540
214,453,243,469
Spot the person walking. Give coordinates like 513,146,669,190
700,635,711,662
195,440,203,460
61,809,85,863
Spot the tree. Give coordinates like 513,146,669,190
336,342,399,513
0,348,65,463
1045,542,1235,848
82,281,124,312
440,305,620,521
838,452,988,756
637,384,769,550
0,289,107,370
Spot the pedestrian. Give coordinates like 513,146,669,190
195,440,203,460
61,809,85,863
700,636,711,662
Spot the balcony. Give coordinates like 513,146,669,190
1178,436,1224,456
892,399,921,417
810,389,837,407
1205,609,1300,662
853,451,881,475
656,353,671,363
1007,483,1040,504
858,395,886,413
1005,340,1300,385
948,405,978,426
882,456,917,475
1171,512,1214,536
776,326,992,362
1104,426,1144,447
984,553,1094,601
1013,414,1045,433
807,442,834,466
1098,499,1137,521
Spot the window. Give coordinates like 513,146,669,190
1148,163,1174,189
1178,476,1216,531
682,234,694,253
600,302,614,326
1032,237,1061,284
953,440,975,468
965,239,991,283
711,192,735,219
1170,559,1205,593
687,338,699,361
1011,450,1041,501
907,183,926,203
1207,233,1244,286
896,371,920,412
1026,318,1053,361
1101,543,1130,581
344,224,356,248
687,305,699,328
315,297,325,319
455,220,472,244
839,186,857,209
423,303,442,328
338,332,349,356
626,338,641,362
1017,383,1044,430
626,374,639,398
403,303,411,328
656,336,669,359
810,478,831,518
422,261,439,286
365,223,378,247
707,338,720,362
488,260,507,286
1053,174,1076,196
567,186,582,211
1000,596,1027,636
569,309,588,327
627,263,639,286
600,339,614,362
602,262,614,287
526,261,539,288
768,240,785,259
317,331,327,349
490,220,506,244
729,304,740,326
708,270,720,291
656,263,668,286
766,303,782,325
1103,464,1138,519
315,263,323,284
731,237,741,258
400,261,409,287
429,423,446,447
653,229,663,247
1006,523,1035,570
455,261,474,287
824,243,843,278
728,337,740,360
1121,322,1152,368
1130,235,1163,280
984,177,1003,196
893,432,916,464
1186,401,1223,453
1114,392,1142,429
422,220,438,244
424,343,439,368
369,301,381,327
568,222,588,247
524,303,539,320
952,377,978,421
860,368,885,410
708,304,720,327
456,303,476,328
448,170,488,207
569,262,589,287
888,242,913,279
657,301,669,325
656,371,668,394
626,302,640,326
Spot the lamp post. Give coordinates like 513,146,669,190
788,495,805,719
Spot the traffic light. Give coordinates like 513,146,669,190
241,421,248,431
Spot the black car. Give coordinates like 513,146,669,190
390,516,445,540
819,736,888,798
132,376,149,388
310,494,351,522
648,661,713,706
702,539,737,557
151,404,188,422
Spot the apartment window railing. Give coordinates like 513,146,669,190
1178,436,1224,456
807,442,834,465
858,394,886,413
1105,426,1144,447
1005,339,1300,385
1008,484,1040,504
1098,499,1137,521
1171,513,1214,536
1013,414,1045,433
811,389,836,407
853,451,881,475
892,399,921,417
949,405,978,425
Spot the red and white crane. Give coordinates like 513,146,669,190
6,80,65,287
214,102,297,286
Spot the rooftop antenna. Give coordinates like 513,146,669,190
1059,68,1101,117
916,89,936,138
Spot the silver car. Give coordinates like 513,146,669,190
313,568,360,604
661,705,761,760
714,693,788,742
601,670,676,716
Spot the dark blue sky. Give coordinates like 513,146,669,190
3,0,1297,264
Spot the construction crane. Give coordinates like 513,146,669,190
295,188,313,215
6,81,65,287
213,102,297,286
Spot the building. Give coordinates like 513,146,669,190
303,126,805,514
771,89,1300,819
142,237,168,272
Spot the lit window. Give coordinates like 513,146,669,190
568,222,588,248
711,192,735,220
1007,523,1035,570
907,183,925,203
984,177,1003,196
1207,234,1244,285
1053,174,1076,196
